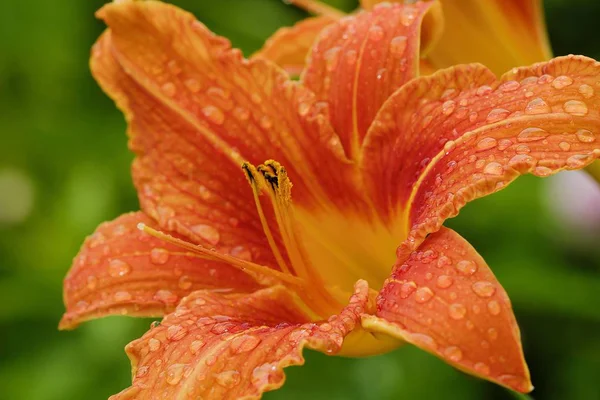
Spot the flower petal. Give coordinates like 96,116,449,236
406,56,600,248
302,2,443,158
60,212,261,329
92,1,359,249
363,227,531,393
254,16,336,76
362,63,497,221
110,281,370,399
426,0,552,74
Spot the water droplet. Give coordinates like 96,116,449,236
114,291,132,302
230,334,262,354
252,363,277,387
136,366,149,378
476,137,498,151
566,154,590,168
517,127,548,142
390,36,407,56
476,86,492,96
436,275,453,288
202,106,225,125
508,154,536,170
551,75,573,89
498,139,513,151
400,7,416,26
444,346,463,362
415,287,434,303
409,333,437,349
178,275,192,290
191,224,220,245
525,97,550,114
483,162,504,176
500,80,520,92
486,108,510,123
166,363,187,385
150,248,170,265
229,245,252,261
578,84,594,98
319,323,332,332
259,115,273,130
108,259,131,277
184,78,201,93
86,275,97,290
399,281,417,299
474,362,490,375
166,324,187,341
190,339,205,354
468,112,478,122
233,107,250,121
472,281,496,297
161,82,176,97
215,370,241,388
456,260,477,275
345,49,358,65
448,303,467,320
487,327,498,340
534,166,553,176
487,300,501,315
437,256,451,268
154,289,178,305
148,338,161,352
442,100,456,116
576,129,595,143
324,46,341,71
297,102,310,116
564,100,588,116
368,25,384,41
558,141,571,151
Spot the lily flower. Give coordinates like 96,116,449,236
61,1,600,399
257,0,551,76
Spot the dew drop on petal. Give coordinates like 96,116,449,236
113,291,132,302
436,275,453,289
215,370,241,388
476,137,498,151
456,260,477,275
154,289,178,305
108,259,131,277
525,97,550,114
150,248,170,265
443,346,463,362
252,363,277,387
487,327,498,340
161,82,176,97
229,245,252,261
472,281,496,297
86,275,98,290
486,108,510,123
184,78,201,93
442,100,456,116
191,224,220,245
551,75,573,89
558,141,571,151
230,334,262,354
483,162,504,176
448,303,467,320
487,300,501,315
166,363,187,385
368,25,384,41
564,100,588,116
178,275,193,290
415,287,434,303
576,129,595,143
578,84,594,98
148,338,161,352
202,106,225,125
389,36,407,56
517,127,549,142
190,339,205,354
166,324,188,341
474,362,490,375
399,281,417,299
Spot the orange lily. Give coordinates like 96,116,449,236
257,0,551,76
61,1,600,399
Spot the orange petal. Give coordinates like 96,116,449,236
60,212,261,330
363,227,531,393
405,56,600,248
254,16,336,77
302,2,443,158
426,0,552,75
110,281,370,399
362,63,497,221
93,1,359,240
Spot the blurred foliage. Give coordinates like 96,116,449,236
1,0,599,399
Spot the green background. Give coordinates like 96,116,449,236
1,0,599,399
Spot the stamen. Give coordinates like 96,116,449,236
136,223,304,286
243,161,342,316
284,0,345,18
